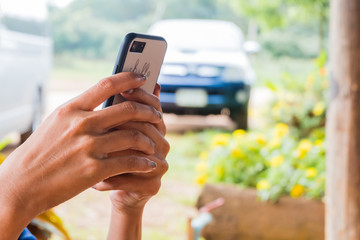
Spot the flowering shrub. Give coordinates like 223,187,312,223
267,51,329,138
196,125,326,201
196,54,328,201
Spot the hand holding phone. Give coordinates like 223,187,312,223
103,33,167,108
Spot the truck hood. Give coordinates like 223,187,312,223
163,48,251,68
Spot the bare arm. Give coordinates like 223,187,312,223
0,73,162,240
107,201,144,240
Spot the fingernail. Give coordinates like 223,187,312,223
137,74,147,81
151,161,157,169
124,89,134,94
157,111,162,120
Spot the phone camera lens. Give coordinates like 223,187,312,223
130,41,146,53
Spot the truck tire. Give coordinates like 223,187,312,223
230,109,248,130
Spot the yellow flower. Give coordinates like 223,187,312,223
231,148,245,159
196,174,208,185
0,153,6,164
312,102,325,116
232,129,246,138
211,134,230,148
297,139,313,158
300,139,312,149
196,161,207,173
314,139,323,146
257,180,271,190
268,137,282,149
306,167,318,178
215,166,225,178
269,155,285,167
290,184,305,198
274,123,290,138
199,151,209,161
256,134,266,145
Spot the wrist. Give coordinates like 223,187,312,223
0,153,43,219
0,174,36,239
111,201,145,217
108,200,145,240
109,191,149,216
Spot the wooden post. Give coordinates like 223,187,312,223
326,0,360,239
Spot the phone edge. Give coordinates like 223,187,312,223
102,33,167,109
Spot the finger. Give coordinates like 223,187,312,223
93,174,160,194
94,101,162,131
99,155,157,177
121,88,166,135
121,87,162,112
156,120,167,136
93,129,156,156
72,72,146,111
102,151,169,178
153,83,161,98
119,122,170,160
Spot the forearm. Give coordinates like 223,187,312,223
0,205,29,240
107,206,144,240
0,170,35,240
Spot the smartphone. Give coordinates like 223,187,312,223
103,32,167,108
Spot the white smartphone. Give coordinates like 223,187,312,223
103,32,167,107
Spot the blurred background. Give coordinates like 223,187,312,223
0,0,329,239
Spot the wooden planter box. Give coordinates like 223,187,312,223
196,184,324,240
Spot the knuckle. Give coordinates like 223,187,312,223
122,101,139,114
69,116,89,134
154,99,162,111
162,123,167,135
147,180,161,195
151,107,159,117
80,135,97,151
161,160,169,174
82,159,101,178
97,77,115,90
56,103,73,117
163,139,170,155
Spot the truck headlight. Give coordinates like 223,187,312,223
222,66,245,82
196,66,221,78
235,90,249,103
161,64,188,76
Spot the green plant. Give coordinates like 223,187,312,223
196,125,326,201
196,54,329,202
266,51,329,138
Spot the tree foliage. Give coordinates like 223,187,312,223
49,0,245,58
49,0,327,58
228,0,329,52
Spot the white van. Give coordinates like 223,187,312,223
0,0,52,141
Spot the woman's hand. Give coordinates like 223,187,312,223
92,85,170,240
0,73,163,239
93,84,169,208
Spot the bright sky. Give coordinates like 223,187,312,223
50,0,73,8
0,0,73,20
